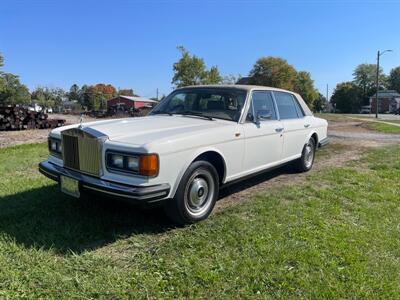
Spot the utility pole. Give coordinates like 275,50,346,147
156,88,159,101
326,84,328,102
375,49,393,118
375,51,380,118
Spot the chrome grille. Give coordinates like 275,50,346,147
61,127,107,176
62,135,80,170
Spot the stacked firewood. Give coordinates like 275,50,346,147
0,106,66,131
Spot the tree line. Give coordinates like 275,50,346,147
171,46,326,111
331,64,400,113
0,52,136,111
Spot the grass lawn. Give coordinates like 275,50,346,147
363,121,400,134
0,143,400,298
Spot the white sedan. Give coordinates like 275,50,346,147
39,85,329,224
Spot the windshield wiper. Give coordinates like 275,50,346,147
178,111,213,121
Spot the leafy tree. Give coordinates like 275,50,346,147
352,63,386,105
313,93,328,112
68,84,80,101
118,89,135,96
294,71,318,108
248,57,297,90
388,66,400,93
92,83,117,100
87,86,107,110
330,82,362,113
31,86,65,109
204,66,222,85
172,46,222,87
172,46,208,87
0,73,31,105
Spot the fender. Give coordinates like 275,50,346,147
303,130,318,146
169,146,228,198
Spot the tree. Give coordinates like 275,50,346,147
294,71,318,108
388,66,400,93
92,83,117,100
330,82,362,113
204,66,222,85
248,57,297,90
172,46,222,87
118,89,135,96
172,46,208,87
313,93,327,112
352,63,386,105
31,86,65,109
0,73,31,105
68,84,80,101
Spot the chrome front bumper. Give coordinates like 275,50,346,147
38,160,170,203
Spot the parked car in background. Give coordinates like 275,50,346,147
39,85,329,224
359,105,371,114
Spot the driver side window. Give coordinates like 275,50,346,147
246,91,277,121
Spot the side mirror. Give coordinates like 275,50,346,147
255,110,272,124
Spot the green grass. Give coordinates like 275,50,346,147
0,143,400,298
363,121,400,134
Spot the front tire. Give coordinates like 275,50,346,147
294,137,316,172
164,161,219,225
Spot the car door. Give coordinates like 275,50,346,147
273,91,310,159
242,91,284,173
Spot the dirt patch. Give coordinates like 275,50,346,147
0,114,100,149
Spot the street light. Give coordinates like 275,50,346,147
375,49,393,118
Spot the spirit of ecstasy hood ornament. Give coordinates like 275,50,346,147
78,113,84,129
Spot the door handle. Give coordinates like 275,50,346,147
304,124,310,128
275,127,284,132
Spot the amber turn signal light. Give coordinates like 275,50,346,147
139,154,159,176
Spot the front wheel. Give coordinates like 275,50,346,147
164,161,219,225
294,138,316,172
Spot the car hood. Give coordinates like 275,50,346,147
51,115,232,146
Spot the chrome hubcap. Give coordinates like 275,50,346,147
304,143,314,168
188,178,209,208
185,169,215,216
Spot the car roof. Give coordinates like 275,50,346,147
175,84,296,94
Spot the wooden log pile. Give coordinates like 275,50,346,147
0,105,66,131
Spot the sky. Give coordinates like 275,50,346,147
1,0,400,99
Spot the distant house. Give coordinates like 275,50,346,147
370,90,400,114
107,95,158,110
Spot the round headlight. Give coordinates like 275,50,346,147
127,156,139,171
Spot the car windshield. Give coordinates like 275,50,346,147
150,88,247,122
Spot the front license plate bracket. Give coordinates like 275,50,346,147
60,175,80,198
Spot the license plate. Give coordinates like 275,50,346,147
60,175,80,198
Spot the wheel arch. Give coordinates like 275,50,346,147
170,148,227,198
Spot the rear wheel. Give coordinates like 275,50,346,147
294,137,316,172
164,161,219,225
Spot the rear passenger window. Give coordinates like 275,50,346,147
274,92,304,119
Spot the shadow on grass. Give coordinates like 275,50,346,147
0,164,297,255
0,184,172,254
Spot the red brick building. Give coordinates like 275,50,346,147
107,95,158,110
370,90,400,114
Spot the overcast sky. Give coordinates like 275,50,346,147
1,0,400,99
